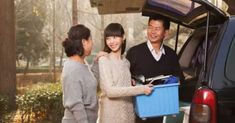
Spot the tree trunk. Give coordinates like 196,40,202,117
59,47,64,70
0,0,16,110
72,0,78,25
23,58,30,76
101,15,105,48
52,0,56,83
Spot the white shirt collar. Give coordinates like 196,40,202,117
147,40,165,61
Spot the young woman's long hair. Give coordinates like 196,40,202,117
103,23,126,55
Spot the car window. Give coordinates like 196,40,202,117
225,36,235,81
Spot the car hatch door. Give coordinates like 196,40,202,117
142,0,228,28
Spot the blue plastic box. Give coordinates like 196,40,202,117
135,83,179,118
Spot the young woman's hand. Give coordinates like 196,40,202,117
144,84,153,95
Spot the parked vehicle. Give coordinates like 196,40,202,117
141,0,235,123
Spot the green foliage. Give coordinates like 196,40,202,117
1,112,15,123
0,95,15,122
0,95,8,119
15,0,49,65
16,83,63,123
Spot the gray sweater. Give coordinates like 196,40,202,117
61,59,98,123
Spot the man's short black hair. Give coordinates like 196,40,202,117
148,15,170,30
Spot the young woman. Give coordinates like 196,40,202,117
61,24,98,123
97,23,153,123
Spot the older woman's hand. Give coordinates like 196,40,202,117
94,51,108,62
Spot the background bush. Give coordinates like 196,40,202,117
16,82,63,123
0,95,8,121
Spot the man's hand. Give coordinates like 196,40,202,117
131,79,136,86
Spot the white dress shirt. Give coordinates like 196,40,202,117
147,40,165,61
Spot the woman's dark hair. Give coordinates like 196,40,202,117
148,15,170,30
62,24,90,57
103,23,126,55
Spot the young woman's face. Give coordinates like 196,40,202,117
83,36,93,56
106,36,123,53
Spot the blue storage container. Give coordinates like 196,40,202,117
135,83,179,118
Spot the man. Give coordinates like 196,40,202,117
126,16,184,123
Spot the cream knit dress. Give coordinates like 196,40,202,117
98,55,147,123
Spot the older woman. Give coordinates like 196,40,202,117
61,24,98,123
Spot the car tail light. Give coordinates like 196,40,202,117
189,87,217,123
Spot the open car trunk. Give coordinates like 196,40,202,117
178,26,221,102
141,0,228,102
